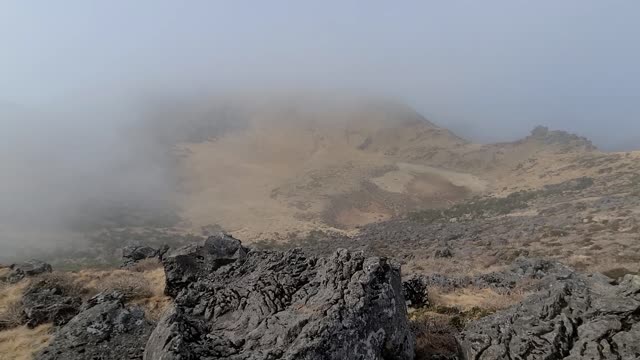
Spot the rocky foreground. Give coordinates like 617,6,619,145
2,234,639,359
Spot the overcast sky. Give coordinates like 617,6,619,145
1,1,639,148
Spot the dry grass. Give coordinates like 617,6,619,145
0,280,28,311
71,268,154,299
0,267,10,280
96,271,153,300
140,267,167,296
131,267,171,320
0,324,52,360
0,302,24,331
0,280,29,331
128,258,163,273
0,267,170,360
409,285,529,359
32,272,84,298
62,267,170,319
405,257,508,278
429,286,526,312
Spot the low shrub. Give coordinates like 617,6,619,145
97,272,152,300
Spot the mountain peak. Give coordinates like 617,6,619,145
527,125,597,151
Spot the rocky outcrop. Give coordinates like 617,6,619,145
527,125,597,151
459,272,640,359
162,233,247,297
36,292,153,360
5,260,52,283
121,245,169,268
21,275,82,328
145,234,415,360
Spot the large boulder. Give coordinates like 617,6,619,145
459,273,640,359
145,234,415,360
6,260,52,283
36,292,154,360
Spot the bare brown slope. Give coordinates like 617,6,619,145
152,96,621,241
168,97,478,239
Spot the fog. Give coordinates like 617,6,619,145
1,2,639,259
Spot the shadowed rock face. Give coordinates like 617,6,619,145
145,234,415,360
459,273,640,360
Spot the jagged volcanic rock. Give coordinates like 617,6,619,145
21,275,82,328
36,292,154,360
459,272,640,359
144,234,415,360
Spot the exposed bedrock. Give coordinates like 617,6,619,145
145,233,415,360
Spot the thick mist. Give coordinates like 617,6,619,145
0,102,180,260
2,2,639,149
1,2,640,259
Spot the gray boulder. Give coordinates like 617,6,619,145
6,260,52,283
459,273,640,359
36,291,154,360
145,235,414,360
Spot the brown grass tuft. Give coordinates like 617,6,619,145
131,267,171,320
32,272,84,298
0,301,24,331
429,286,526,312
0,280,29,331
64,267,171,319
0,324,52,360
128,258,163,273
97,272,153,300
0,267,10,280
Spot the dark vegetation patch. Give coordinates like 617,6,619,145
408,177,594,223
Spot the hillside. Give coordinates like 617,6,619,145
2,97,640,360
3,96,638,270
134,97,633,243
